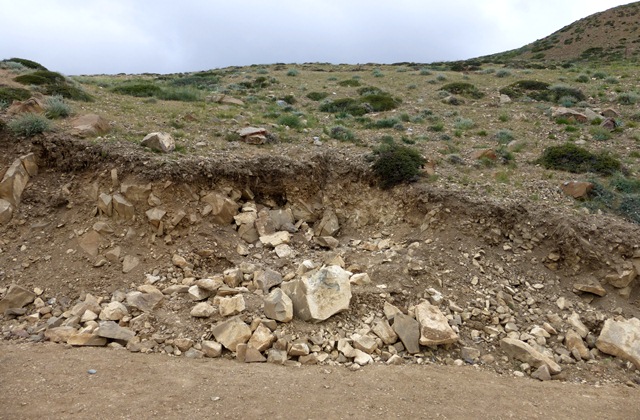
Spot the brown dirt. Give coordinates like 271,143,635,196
2,59,640,418
1,342,638,420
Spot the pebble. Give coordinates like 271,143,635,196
88,369,97,375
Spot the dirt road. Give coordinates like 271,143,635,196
1,342,638,420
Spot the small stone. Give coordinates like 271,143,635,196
122,255,140,274
500,338,561,374
259,231,291,248
565,329,591,360
254,269,283,293
372,318,398,345
247,324,276,352
350,273,372,286
195,277,224,292
384,302,403,321
568,312,589,338
0,285,36,313
184,348,205,359
313,236,339,249
95,321,135,342
218,295,245,317
267,348,288,365
561,181,594,199
352,334,378,354
353,349,373,366
174,338,194,352
605,269,637,289
67,333,108,347
100,301,128,321
392,313,420,354
596,317,640,369
188,285,212,301
289,342,310,357
141,132,175,153
573,282,607,297
190,302,215,318
415,301,459,346
212,317,252,352
172,254,190,269
531,365,551,381
202,340,223,358
263,288,294,323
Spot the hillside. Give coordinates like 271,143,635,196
1,40,640,418
482,1,640,64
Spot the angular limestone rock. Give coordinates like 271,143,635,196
415,301,459,346
67,333,108,347
605,269,637,289
314,209,340,237
218,295,245,317
596,317,640,369
0,285,36,313
190,302,215,318
259,231,291,248
0,158,30,207
126,287,164,312
372,318,398,345
392,313,420,354
0,199,14,224
99,301,128,321
97,193,113,217
263,288,294,323
141,132,175,153
112,194,135,220
247,324,276,352
212,316,252,352
71,114,110,137
95,321,136,342
500,338,561,374
202,340,223,358
201,192,239,225
281,265,351,322
254,268,283,293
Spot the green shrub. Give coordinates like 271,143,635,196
617,92,639,105
14,70,66,86
590,126,612,141
372,69,384,78
278,114,302,128
372,142,425,188
5,58,47,70
618,195,640,224
338,79,361,87
370,117,400,129
44,95,71,118
575,74,590,83
495,69,512,78
558,95,578,107
419,68,432,75
112,82,162,97
610,173,640,194
494,129,514,144
0,86,31,103
592,71,607,80
357,86,385,96
328,125,355,142
536,143,621,175
286,69,299,77
453,117,475,130
548,84,586,102
439,82,484,99
306,91,329,101
360,93,401,111
156,87,201,102
8,113,51,137
319,98,367,116
499,80,551,101
605,77,620,84
47,84,93,102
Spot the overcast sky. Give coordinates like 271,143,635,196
0,0,633,75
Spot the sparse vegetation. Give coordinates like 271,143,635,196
0,86,31,103
372,142,425,189
537,143,621,175
7,113,52,137
328,125,355,142
306,92,329,101
439,82,484,99
44,95,71,119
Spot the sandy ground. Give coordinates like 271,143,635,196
1,342,638,420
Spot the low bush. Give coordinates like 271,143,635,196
5,57,47,70
590,126,612,141
7,113,51,137
494,129,514,144
439,82,484,99
338,79,361,87
372,142,425,189
44,95,71,118
277,114,302,129
328,125,355,142
14,70,66,86
112,82,162,97
453,117,475,130
360,93,401,111
319,98,367,116
536,143,621,175
617,92,639,105
0,86,31,103
306,91,329,101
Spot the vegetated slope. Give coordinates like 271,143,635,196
482,1,640,64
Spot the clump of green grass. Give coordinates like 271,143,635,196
278,114,302,129
371,142,425,189
494,129,514,144
590,126,612,141
328,125,355,142
0,86,31,103
338,79,361,87
8,113,52,137
453,117,475,130
439,82,484,99
495,69,511,78
536,143,621,175
575,74,590,83
617,92,639,105
286,69,299,77
44,95,71,119
306,92,329,101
